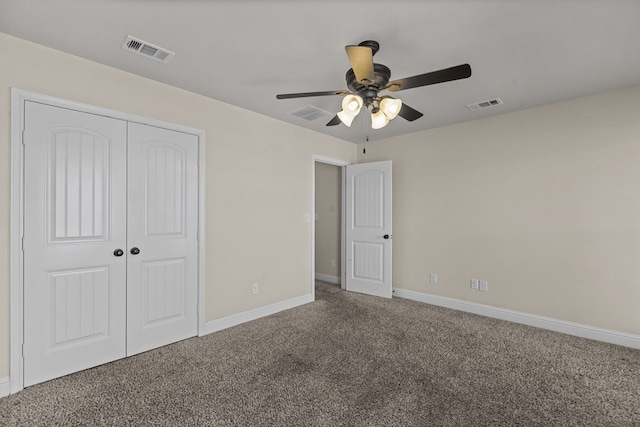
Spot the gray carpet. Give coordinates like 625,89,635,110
1,281,639,426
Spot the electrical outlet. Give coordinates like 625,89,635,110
471,279,479,290
252,283,259,294
479,280,488,292
331,259,336,267
429,273,438,284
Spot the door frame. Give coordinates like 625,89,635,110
9,88,207,394
311,155,349,297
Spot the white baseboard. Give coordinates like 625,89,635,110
393,287,640,350
201,293,314,336
0,377,10,398
315,273,341,285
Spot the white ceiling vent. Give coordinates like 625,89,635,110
121,36,175,63
288,105,332,122
467,98,503,111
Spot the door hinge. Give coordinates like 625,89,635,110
22,343,25,357
21,236,24,252
22,130,26,145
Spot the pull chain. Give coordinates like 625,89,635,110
362,106,370,155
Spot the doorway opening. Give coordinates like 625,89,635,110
311,157,393,299
312,156,348,297
314,162,343,286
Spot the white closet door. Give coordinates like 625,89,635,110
23,101,128,386
126,123,199,356
345,161,393,298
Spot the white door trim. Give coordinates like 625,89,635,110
10,88,206,394
311,155,350,298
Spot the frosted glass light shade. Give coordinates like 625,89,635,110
342,95,364,114
337,110,356,127
379,98,402,120
337,94,363,126
371,108,389,129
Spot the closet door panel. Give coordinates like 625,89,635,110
126,123,199,356
23,101,128,387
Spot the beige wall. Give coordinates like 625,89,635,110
358,86,640,335
315,162,342,279
3,31,639,381
0,33,357,379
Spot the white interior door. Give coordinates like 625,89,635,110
345,161,392,298
126,123,199,356
23,102,128,386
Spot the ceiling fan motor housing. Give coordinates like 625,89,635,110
346,63,391,106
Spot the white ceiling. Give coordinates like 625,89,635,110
2,0,640,143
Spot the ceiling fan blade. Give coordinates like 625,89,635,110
397,102,424,122
276,90,349,100
326,115,342,126
384,64,472,92
345,45,375,84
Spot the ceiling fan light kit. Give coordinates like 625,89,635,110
336,94,401,129
276,40,471,131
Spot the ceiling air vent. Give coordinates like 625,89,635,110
467,98,503,111
121,36,175,63
288,105,332,122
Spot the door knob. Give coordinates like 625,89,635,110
383,234,391,240
130,247,140,255
113,249,124,257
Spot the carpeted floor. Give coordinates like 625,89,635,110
1,281,639,426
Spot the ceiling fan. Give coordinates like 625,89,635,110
276,40,472,129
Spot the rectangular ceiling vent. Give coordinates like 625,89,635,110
288,105,332,122
467,98,503,111
121,36,175,63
